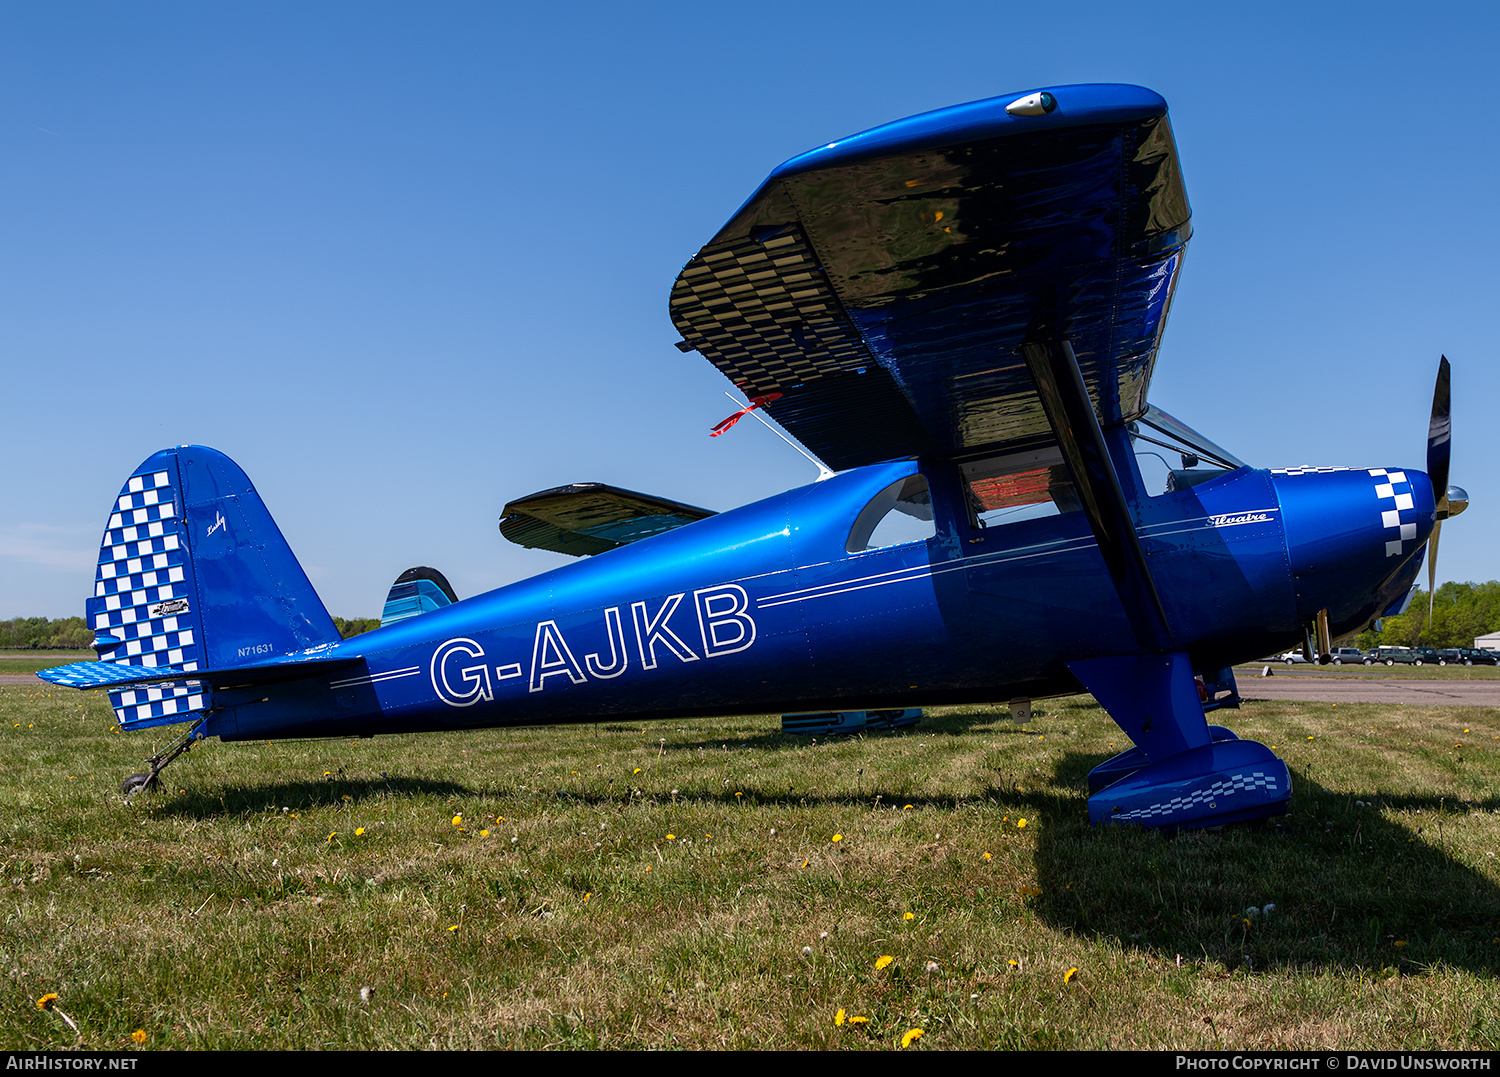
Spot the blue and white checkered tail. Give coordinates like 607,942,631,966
80,446,341,730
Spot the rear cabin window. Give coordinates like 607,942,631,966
846,474,935,553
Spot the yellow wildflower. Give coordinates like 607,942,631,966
875,955,893,970
1017,818,1027,828
448,925,458,932
666,834,676,840
901,1028,924,1048
983,852,992,861
831,834,843,842
903,912,914,921
451,814,462,826
131,1030,146,1044
479,829,489,837
834,1008,846,1026
1064,967,1079,984
633,768,641,774
355,827,365,836
36,993,58,1011
849,1015,869,1025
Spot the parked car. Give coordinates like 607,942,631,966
1412,647,1443,666
1371,646,1417,665
1275,650,1311,665
1330,647,1365,665
1448,648,1500,666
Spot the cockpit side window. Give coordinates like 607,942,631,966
846,474,935,554
960,447,1080,529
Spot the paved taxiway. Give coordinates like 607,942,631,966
1235,668,1500,706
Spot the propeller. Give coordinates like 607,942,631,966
1425,356,1469,622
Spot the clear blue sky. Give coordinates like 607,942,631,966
4,0,1497,619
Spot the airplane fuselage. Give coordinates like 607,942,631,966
205,449,1434,743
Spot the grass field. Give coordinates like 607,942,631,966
3,680,1498,1050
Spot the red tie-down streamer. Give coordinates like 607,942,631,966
709,393,782,437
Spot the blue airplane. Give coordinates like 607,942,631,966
40,84,1466,830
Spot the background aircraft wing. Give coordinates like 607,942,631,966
670,83,1191,470
499,483,717,556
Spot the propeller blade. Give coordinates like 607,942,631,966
1428,355,1451,516
1428,519,1442,624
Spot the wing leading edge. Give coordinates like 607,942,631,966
671,83,1190,470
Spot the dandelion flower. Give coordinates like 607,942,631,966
901,1028,924,1048
479,829,489,837
448,925,459,932
1394,940,1407,948
1007,959,1019,968
834,1008,846,1026
800,859,809,869
452,814,462,826
327,832,336,842
666,834,676,840
645,864,652,872
1063,967,1079,984
849,1015,868,1025
633,768,642,774
131,1030,146,1044
831,834,843,842
983,852,992,861
1017,818,1027,828
875,955,893,970
355,827,365,836
36,993,58,1011
903,912,915,921
903,804,913,810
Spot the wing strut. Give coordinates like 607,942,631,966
1021,339,1173,652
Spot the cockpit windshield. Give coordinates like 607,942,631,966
1130,406,1247,496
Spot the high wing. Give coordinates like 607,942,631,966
670,83,1190,471
498,483,717,557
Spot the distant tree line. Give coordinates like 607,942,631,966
0,617,93,650
334,617,382,639
1,615,384,650
1354,580,1500,650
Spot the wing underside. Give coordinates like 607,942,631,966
670,84,1191,471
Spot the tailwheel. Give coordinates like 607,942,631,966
120,773,155,797
120,718,209,799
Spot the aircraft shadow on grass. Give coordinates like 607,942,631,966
1025,751,1500,977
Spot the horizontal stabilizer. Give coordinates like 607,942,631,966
381,566,459,627
39,654,363,692
499,483,716,557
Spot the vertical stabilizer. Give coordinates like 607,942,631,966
87,446,338,728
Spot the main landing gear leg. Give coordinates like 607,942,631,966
1069,653,1289,830
120,718,210,797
